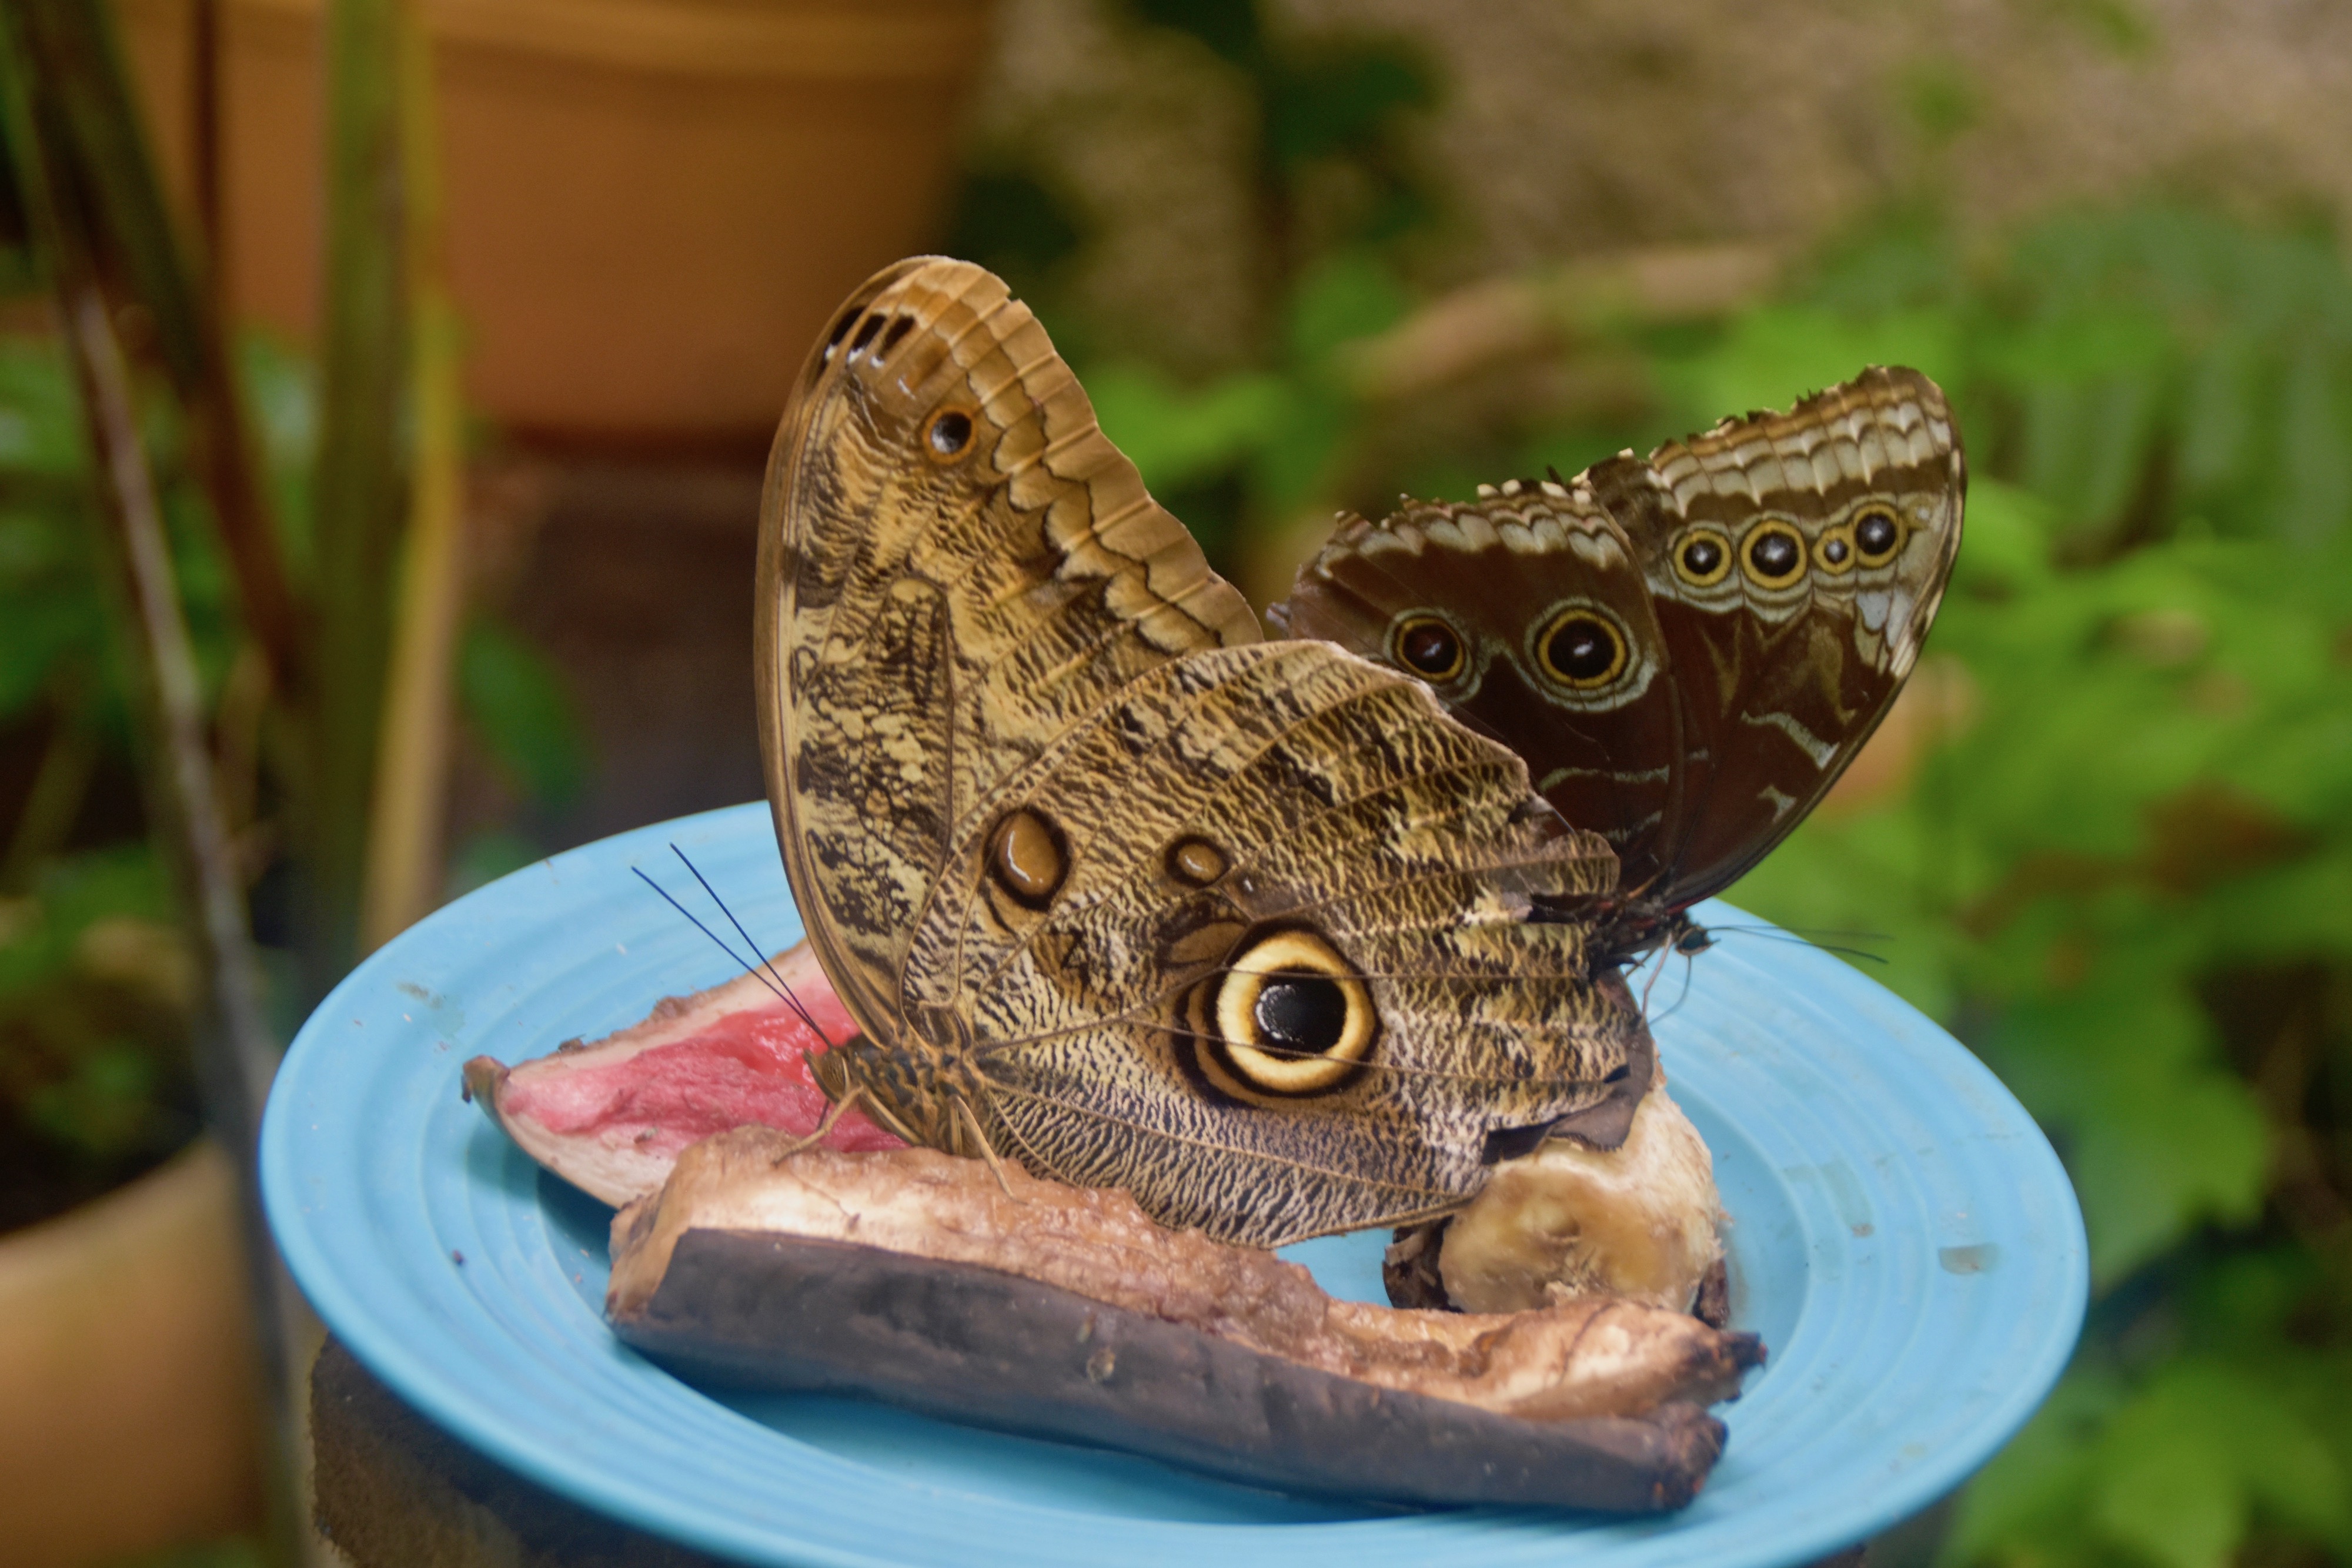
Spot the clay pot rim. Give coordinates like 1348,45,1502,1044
0,1139,228,1286
228,0,994,82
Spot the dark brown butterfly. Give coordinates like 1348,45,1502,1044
1269,367,1965,963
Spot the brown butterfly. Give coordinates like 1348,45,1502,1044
756,258,1654,1249
1270,369,1965,962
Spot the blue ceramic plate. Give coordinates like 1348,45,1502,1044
262,802,2086,1567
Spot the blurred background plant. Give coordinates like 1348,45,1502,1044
10,0,2352,1563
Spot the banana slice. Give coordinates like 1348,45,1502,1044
1438,1078,1725,1316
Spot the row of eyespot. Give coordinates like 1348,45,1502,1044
1388,506,1909,695
1673,506,1907,590
1392,607,1633,691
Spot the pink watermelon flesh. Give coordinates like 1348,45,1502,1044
464,941,901,1205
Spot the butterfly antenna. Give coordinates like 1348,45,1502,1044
631,861,838,1049
630,865,774,994
1706,922,1892,965
671,844,797,1000
1637,940,1672,1013
1643,951,1698,1027
1712,921,1891,943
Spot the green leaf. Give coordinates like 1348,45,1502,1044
1949,478,2057,596
25,1039,159,1158
2093,1362,2349,1562
2278,337,2352,546
443,828,542,901
1086,365,1291,494
456,618,589,810
1126,0,1261,69
1943,1369,2124,1564
2091,1393,2244,1568
944,168,1084,293
1664,306,1963,430
0,333,89,475
1264,46,1432,168
1284,250,1411,366
1248,382,1354,511
1987,971,2267,1283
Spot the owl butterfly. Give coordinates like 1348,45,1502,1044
756,258,1652,1249
1271,369,1965,963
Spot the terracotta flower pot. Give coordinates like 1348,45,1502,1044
118,0,995,442
0,1141,262,1567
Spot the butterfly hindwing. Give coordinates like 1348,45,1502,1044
1275,366,1965,937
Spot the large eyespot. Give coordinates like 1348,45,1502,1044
1853,504,1905,565
1389,614,1467,682
1672,527,1733,587
924,406,977,463
986,806,1067,908
1535,606,1630,690
1741,520,1808,587
1196,929,1375,1098
1813,521,1856,576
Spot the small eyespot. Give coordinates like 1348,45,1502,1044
1536,609,1629,690
1194,929,1376,1098
926,407,977,463
1815,523,1856,576
1673,529,1733,587
1165,837,1229,888
986,806,1067,908
1391,614,1466,681
1853,506,1904,564
1742,520,1807,587
821,306,863,363
847,314,885,359
876,315,917,360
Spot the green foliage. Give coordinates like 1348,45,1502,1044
0,334,240,744
1679,210,2352,1567
0,844,196,1183
951,0,1434,497
1093,250,1412,537
456,617,589,810
0,326,586,1189
942,168,1084,300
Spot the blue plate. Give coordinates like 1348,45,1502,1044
262,802,2086,1567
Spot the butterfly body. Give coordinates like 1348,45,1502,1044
759,259,1651,1248
1272,369,1965,963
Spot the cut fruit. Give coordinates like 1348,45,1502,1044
607,1132,1764,1509
462,944,900,1205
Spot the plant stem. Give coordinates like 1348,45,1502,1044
360,6,463,951
310,0,413,994
19,0,309,714
0,683,100,893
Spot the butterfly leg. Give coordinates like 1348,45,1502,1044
767,1080,874,1165
955,1095,1030,1203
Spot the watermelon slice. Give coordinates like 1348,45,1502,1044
463,942,901,1205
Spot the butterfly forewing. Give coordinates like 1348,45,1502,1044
758,258,1648,1246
